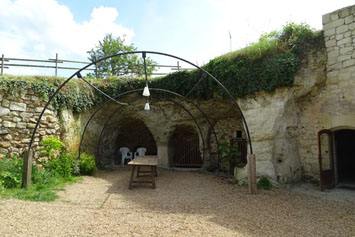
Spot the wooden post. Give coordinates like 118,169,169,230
248,154,257,194
55,53,58,76
1,54,4,75
22,150,33,188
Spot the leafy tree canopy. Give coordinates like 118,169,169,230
88,34,155,78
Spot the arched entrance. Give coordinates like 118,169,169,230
168,125,201,168
114,117,157,165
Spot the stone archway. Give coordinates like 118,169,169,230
168,125,202,168
114,117,157,165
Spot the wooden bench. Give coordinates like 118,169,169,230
128,155,158,189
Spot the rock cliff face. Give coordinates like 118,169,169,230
238,48,327,183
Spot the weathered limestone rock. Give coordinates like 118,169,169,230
16,122,27,129
3,134,12,141
2,99,10,108
3,121,16,128
0,141,11,148
0,128,9,135
0,107,10,117
9,102,27,111
13,117,21,122
20,112,33,118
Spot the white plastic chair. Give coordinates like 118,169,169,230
120,147,133,165
134,147,147,158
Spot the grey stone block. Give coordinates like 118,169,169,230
3,121,16,128
2,99,10,108
322,13,331,25
20,112,34,118
323,19,345,31
0,128,10,135
331,13,339,21
325,39,336,47
343,59,355,67
9,102,27,112
340,46,354,55
345,15,354,24
337,37,351,46
16,122,27,129
336,25,348,34
324,28,335,37
340,7,350,17
0,107,10,117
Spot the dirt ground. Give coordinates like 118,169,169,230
1,168,354,236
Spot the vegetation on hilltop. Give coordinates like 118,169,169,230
0,23,324,112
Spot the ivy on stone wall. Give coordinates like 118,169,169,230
0,76,97,112
0,23,324,112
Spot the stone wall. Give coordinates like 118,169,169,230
0,90,61,158
298,5,355,179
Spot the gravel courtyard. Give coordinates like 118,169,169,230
1,168,354,236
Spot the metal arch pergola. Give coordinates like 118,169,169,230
22,51,254,189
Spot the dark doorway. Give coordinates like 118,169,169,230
334,129,355,187
169,125,202,168
115,118,157,165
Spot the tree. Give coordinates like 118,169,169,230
88,34,155,78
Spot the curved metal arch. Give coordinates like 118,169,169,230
95,93,208,164
78,88,218,162
56,50,252,153
24,50,252,188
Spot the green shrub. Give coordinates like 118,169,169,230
218,140,245,169
257,176,272,190
79,153,97,176
0,156,23,189
40,137,65,160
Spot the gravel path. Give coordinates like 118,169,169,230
1,168,354,236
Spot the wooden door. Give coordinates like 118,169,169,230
317,129,335,190
175,134,201,167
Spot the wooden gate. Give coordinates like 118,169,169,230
174,134,202,167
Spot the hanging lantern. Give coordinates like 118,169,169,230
143,84,150,97
144,101,150,111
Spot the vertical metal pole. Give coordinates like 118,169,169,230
177,61,180,71
55,53,58,76
1,54,4,75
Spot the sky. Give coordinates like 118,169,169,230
0,0,354,76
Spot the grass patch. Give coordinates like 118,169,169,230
0,176,82,202
0,137,95,202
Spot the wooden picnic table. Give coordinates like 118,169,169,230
128,155,158,189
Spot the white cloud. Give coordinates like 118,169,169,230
0,0,134,61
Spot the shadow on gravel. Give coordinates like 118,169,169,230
95,167,355,236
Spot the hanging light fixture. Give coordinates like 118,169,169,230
143,83,150,97
142,52,150,97
144,98,150,111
